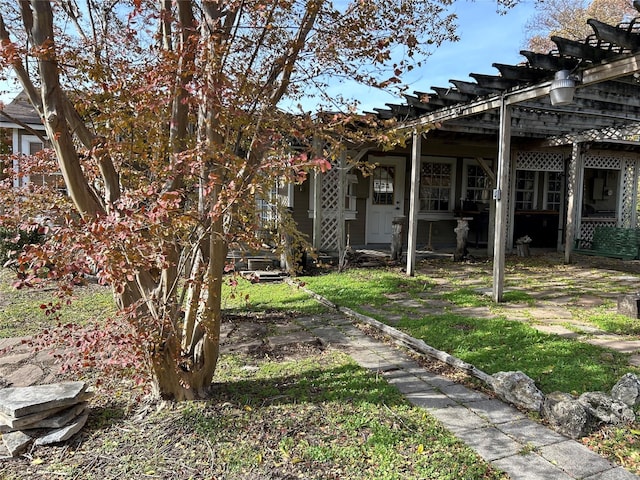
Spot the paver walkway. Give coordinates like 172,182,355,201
298,314,640,480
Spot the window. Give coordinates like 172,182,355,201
544,172,562,211
420,158,454,211
514,170,537,210
345,174,358,212
462,160,493,209
372,165,395,205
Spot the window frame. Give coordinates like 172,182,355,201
461,158,493,210
419,156,456,217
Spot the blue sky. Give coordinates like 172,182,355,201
323,0,538,112
1,1,539,111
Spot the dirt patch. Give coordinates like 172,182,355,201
221,312,325,360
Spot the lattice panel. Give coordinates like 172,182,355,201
579,220,617,242
516,151,564,172
320,216,339,251
584,155,621,169
320,163,341,250
621,158,637,228
321,167,341,211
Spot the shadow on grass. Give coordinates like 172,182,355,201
207,361,405,409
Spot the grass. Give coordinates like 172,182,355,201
300,266,640,395
0,269,115,337
2,351,507,479
299,258,640,474
3,253,640,477
0,268,506,479
395,313,633,394
572,305,640,336
295,268,434,309
222,275,326,315
179,351,506,480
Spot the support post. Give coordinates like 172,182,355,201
312,137,323,250
492,97,511,303
564,142,581,264
337,150,346,266
406,128,421,276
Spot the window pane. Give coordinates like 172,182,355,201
373,166,395,205
420,161,452,211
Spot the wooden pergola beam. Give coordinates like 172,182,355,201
401,51,640,301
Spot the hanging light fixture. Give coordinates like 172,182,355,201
550,70,581,106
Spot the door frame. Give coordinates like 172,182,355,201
365,155,406,244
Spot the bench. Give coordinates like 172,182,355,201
573,226,639,260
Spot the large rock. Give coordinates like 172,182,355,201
491,371,544,412
579,391,636,425
611,373,640,408
541,391,594,439
34,413,89,446
2,430,32,457
0,381,88,418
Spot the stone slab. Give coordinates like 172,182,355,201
496,418,567,448
467,398,526,425
34,412,88,446
28,402,88,430
585,337,640,354
492,453,574,480
539,440,615,479
266,330,318,348
0,338,29,351
387,376,431,394
532,324,579,338
455,426,522,461
4,364,43,388
583,467,640,479
0,403,70,431
439,383,491,404
2,430,32,457
310,326,352,347
0,352,32,366
405,390,457,410
0,381,87,418
427,404,489,433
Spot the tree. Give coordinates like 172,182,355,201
524,0,637,53
0,0,513,401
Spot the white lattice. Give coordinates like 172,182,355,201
321,216,339,250
547,124,640,146
516,151,564,172
320,164,341,250
584,155,621,169
321,167,340,210
621,158,637,228
579,220,617,242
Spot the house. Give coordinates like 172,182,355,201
0,91,52,188
290,12,640,294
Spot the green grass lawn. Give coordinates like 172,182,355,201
2,260,640,478
300,267,640,395
0,269,115,338
0,269,506,479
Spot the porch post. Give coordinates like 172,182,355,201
406,128,421,276
337,150,346,255
492,96,511,303
564,142,582,263
312,136,323,250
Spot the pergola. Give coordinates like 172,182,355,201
371,14,640,301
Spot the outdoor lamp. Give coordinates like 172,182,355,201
550,70,580,106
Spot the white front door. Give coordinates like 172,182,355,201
366,156,405,244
